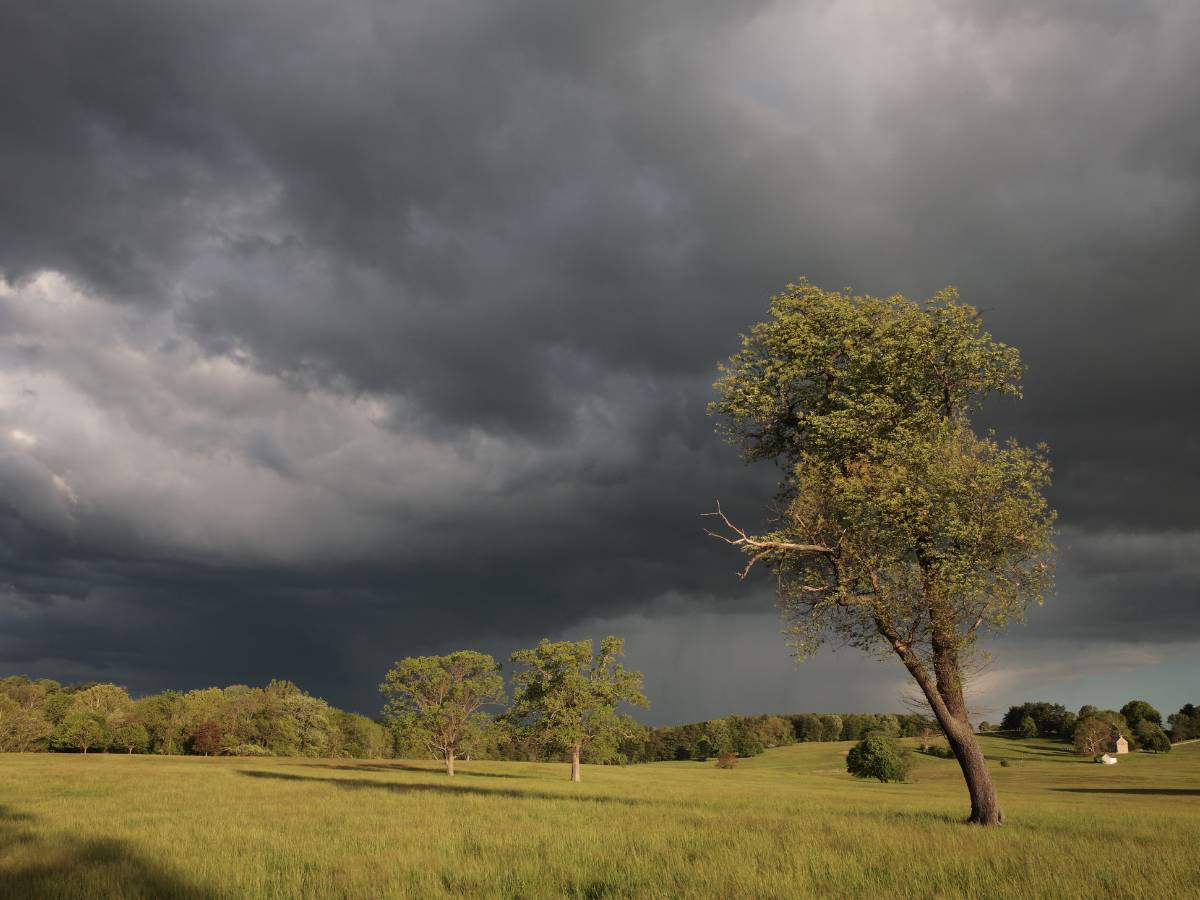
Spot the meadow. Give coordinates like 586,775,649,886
0,737,1196,899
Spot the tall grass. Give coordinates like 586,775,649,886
1,737,1196,898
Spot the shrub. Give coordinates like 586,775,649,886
715,751,737,769
226,743,272,757
999,759,1011,768
846,735,912,783
920,744,955,759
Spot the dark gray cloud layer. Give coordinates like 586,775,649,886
1,0,1198,717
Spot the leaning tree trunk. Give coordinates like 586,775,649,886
890,636,1004,825
935,703,1003,825
569,746,581,782
446,749,455,777
931,636,1003,825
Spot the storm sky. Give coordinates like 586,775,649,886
2,0,1198,723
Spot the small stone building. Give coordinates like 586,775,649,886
1111,734,1129,754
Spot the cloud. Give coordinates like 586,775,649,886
0,0,1197,715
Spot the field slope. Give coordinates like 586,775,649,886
1,737,1196,898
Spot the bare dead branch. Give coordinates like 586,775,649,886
704,502,834,579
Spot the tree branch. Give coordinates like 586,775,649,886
704,503,834,579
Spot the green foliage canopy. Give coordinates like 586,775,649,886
1168,703,1199,742
709,281,1056,665
0,674,391,758
1134,719,1171,753
0,694,52,752
846,735,912,783
1119,699,1162,728
380,651,506,773
509,637,647,777
53,711,108,753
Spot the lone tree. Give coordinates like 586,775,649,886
379,651,505,776
847,734,912,783
509,636,647,782
708,280,1055,825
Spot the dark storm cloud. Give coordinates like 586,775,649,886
1,0,1197,715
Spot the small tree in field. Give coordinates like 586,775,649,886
509,636,647,782
716,750,738,769
847,735,912,783
709,280,1055,825
379,651,506,776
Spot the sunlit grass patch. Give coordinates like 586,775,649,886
0,738,1196,898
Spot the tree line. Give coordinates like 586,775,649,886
626,711,938,763
1,634,936,781
0,675,391,758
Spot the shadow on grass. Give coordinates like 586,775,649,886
1052,788,1200,796
987,734,1075,752
297,762,528,779
0,804,213,899
1016,747,1077,758
239,769,652,806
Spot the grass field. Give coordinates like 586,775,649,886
1,737,1196,899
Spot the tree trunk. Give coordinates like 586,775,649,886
886,631,1004,825
938,709,1003,825
446,750,455,777
929,637,1004,825
570,746,581,782
128,747,133,755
